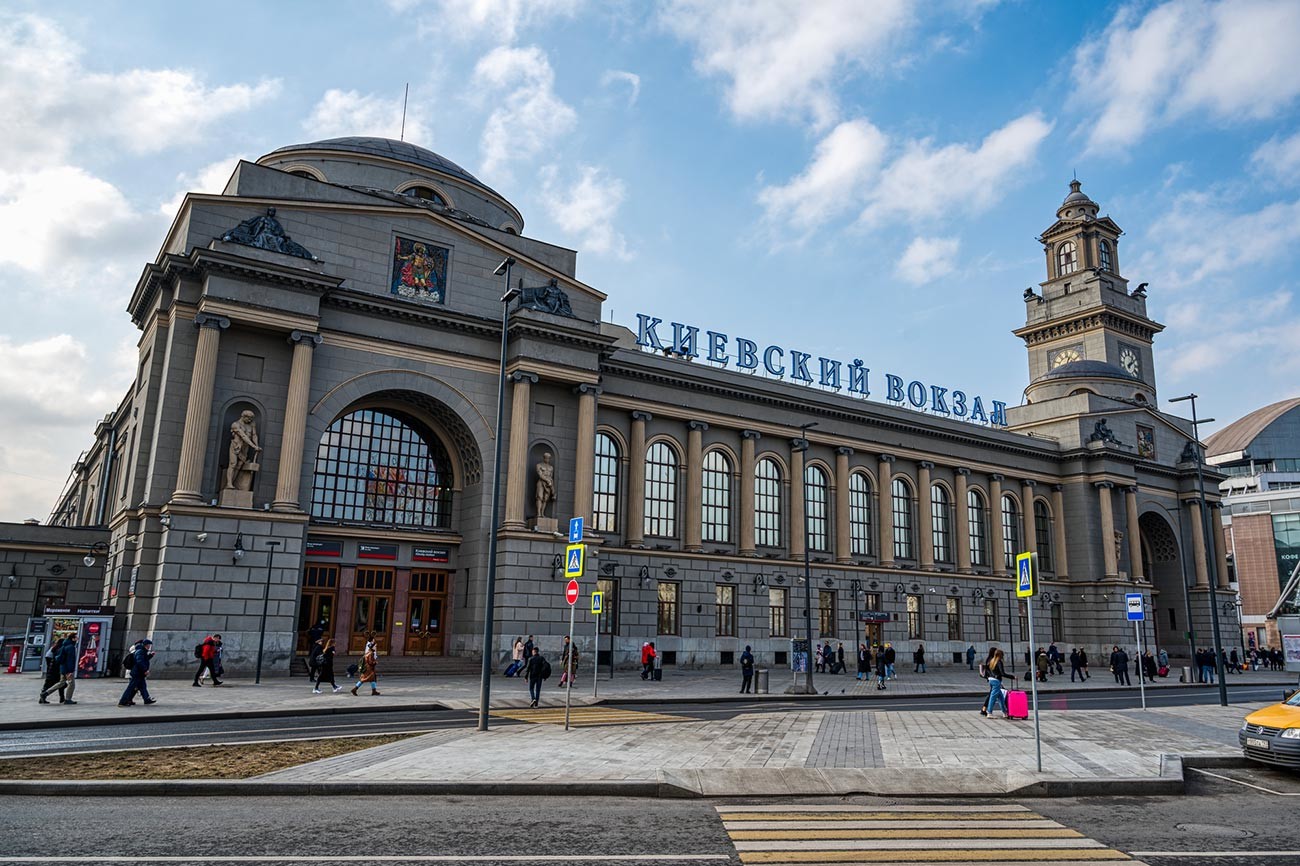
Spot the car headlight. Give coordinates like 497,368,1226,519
1243,721,1251,730
1281,728,1300,740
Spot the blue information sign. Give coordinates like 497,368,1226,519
1126,593,1145,621
569,516,584,544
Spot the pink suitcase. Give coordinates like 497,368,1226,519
1006,689,1029,719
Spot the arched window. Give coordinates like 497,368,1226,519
754,458,782,548
592,432,619,533
702,450,732,543
1034,500,1054,572
403,185,446,206
892,477,914,560
931,485,952,564
311,408,453,528
848,472,874,556
1057,241,1078,276
805,465,829,551
1001,494,1021,570
1098,239,1113,272
644,442,678,537
968,488,988,567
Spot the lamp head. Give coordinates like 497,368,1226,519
493,257,516,276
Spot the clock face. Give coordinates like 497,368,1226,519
1050,346,1082,369
1120,347,1140,376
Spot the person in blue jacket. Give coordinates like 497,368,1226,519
40,636,78,705
119,638,156,707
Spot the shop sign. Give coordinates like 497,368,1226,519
42,605,116,616
306,540,343,557
413,546,450,563
358,543,398,560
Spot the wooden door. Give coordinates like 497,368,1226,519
403,571,448,655
349,567,394,653
297,565,338,653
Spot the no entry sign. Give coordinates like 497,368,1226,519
565,579,580,606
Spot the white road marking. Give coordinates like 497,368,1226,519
1131,852,1300,858
0,856,731,863
1189,767,1300,796
730,838,1105,851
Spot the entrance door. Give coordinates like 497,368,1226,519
350,567,394,653
863,624,883,650
404,571,449,655
297,565,338,653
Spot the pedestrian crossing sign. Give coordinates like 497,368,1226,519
564,543,584,578
591,591,603,614
1015,551,1037,598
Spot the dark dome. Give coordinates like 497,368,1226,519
1061,179,1094,206
265,137,498,196
1037,359,1138,383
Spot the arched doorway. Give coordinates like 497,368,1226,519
1140,511,1186,658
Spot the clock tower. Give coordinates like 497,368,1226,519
1015,180,1163,405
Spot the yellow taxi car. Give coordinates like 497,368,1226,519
1240,689,1300,767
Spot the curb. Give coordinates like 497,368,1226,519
0,701,453,733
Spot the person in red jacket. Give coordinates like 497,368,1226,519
640,642,654,680
193,635,223,687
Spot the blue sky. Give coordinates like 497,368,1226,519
2,0,1299,520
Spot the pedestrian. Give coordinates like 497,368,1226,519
640,642,653,680
192,635,222,687
307,619,327,646
40,635,77,705
740,645,755,694
856,643,869,681
350,633,380,695
1070,648,1083,682
38,637,68,705
836,642,845,674
506,636,525,677
1141,650,1157,683
884,643,896,679
652,643,663,681
559,636,579,688
981,648,1015,718
913,643,926,674
307,634,324,685
118,638,156,706
314,638,341,693
525,646,547,707
1158,647,1169,670
1109,645,1131,686
523,634,535,661
874,646,888,690
814,643,824,674
1048,642,1064,676
966,645,976,670
1035,648,1049,683
1197,648,1214,684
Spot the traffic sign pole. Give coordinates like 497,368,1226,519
563,577,579,731
1017,552,1042,774
1135,617,1146,710
593,607,600,700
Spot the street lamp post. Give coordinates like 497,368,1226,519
255,539,280,685
793,421,817,695
478,257,520,732
850,579,863,661
1170,393,1228,707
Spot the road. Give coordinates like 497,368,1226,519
0,682,1283,757
2,766,1299,865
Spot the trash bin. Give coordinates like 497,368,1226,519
755,668,769,694
1180,666,1191,683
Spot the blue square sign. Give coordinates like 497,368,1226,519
1126,593,1145,621
569,516,584,544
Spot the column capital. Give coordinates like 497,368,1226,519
511,371,539,384
631,410,653,423
918,461,935,471
1021,479,1037,488
1208,500,1224,511
288,330,323,347
741,429,762,441
1053,483,1064,492
573,383,602,397
789,437,809,450
687,420,709,432
1125,485,1139,495
878,453,896,464
836,446,854,456
1094,480,1114,490
194,313,230,331
989,473,1004,482
955,467,971,477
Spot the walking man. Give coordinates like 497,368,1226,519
913,643,926,674
118,639,156,706
1109,645,1131,686
966,645,976,670
38,637,68,704
740,645,755,694
1070,648,1083,682
40,635,77,705
193,635,222,687
525,646,547,708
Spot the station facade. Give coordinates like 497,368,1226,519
20,137,1235,676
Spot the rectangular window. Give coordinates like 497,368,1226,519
818,589,836,637
907,594,922,640
946,597,962,641
1050,602,1064,642
864,592,880,611
644,443,678,538
983,598,998,641
716,584,736,637
657,581,679,635
1018,599,1029,642
769,587,788,637
597,577,619,635
592,433,619,534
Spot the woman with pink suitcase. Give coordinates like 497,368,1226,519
980,648,1019,719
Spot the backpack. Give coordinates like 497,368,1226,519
194,643,205,659
123,649,137,671
540,658,552,680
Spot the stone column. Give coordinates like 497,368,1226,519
684,421,707,552
272,330,322,512
918,462,935,570
789,441,805,559
989,474,1005,575
1096,481,1118,579
1188,498,1209,588
835,447,853,564
1212,503,1231,589
1052,485,1069,580
1125,486,1143,581
626,411,651,548
739,430,760,556
954,468,971,572
571,384,600,536
502,372,537,530
1021,480,1037,556
877,454,895,567
172,313,230,504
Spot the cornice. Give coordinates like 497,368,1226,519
1014,308,1165,345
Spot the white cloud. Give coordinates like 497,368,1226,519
1251,130,1300,182
660,0,913,128
1144,192,1300,283
0,14,278,169
1072,0,1300,153
539,164,630,259
158,155,244,219
757,119,887,238
0,165,144,273
473,46,577,178
402,0,584,44
601,70,641,108
303,89,432,146
1163,291,1300,379
895,236,960,284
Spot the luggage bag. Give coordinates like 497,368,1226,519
1006,689,1029,719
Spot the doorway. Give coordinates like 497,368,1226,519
350,567,394,653
297,565,338,653
404,571,449,655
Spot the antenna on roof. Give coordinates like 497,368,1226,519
400,83,409,141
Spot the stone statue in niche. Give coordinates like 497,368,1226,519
533,451,558,532
1088,419,1121,446
1113,530,1124,569
517,278,575,318
220,208,316,261
220,410,262,508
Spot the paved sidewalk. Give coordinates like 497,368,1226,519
1,663,1292,730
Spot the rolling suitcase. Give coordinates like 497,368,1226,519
652,667,662,681
1006,689,1029,719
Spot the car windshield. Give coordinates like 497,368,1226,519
1286,690,1300,707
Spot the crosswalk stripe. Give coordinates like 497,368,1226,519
736,852,1131,863
723,821,1065,831
719,805,1032,814
735,840,1107,852
729,829,1083,841
719,812,1045,822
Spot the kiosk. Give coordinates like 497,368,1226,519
37,606,116,678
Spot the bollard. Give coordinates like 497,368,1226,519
755,668,769,694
